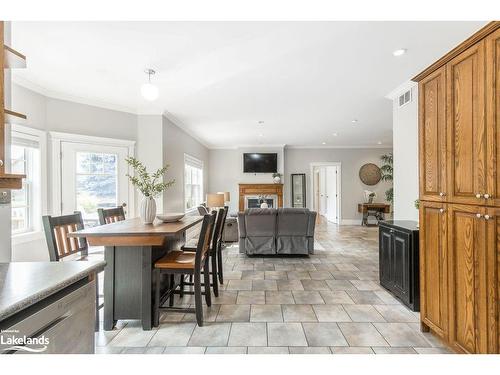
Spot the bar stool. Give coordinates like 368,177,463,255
153,212,216,327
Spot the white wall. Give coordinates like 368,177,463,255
208,146,285,213
391,84,419,221
162,116,209,213
285,147,393,223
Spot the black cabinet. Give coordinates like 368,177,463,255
378,220,420,311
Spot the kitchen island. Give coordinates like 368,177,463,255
0,260,105,354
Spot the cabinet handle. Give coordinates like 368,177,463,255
439,192,445,197
0,159,3,167
484,194,490,199
476,193,482,199
484,215,492,220
476,213,482,218
439,208,445,213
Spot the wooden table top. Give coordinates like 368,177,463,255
69,216,203,238
357,203,391,213
67,216,204,247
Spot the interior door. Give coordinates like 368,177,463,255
447,41,486,206
61,142,130,227
319,167,327,216
419,200,448,339
325,166,337,223
419,66,447,202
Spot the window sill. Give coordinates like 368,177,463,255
12,231,45,245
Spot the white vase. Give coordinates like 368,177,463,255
260,202,269,208
140,196,157,224
273,176,281,184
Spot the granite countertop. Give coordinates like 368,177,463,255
379,220,419,231
0,260,105,321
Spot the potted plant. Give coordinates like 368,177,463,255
272,172,282,184
125,157,175,224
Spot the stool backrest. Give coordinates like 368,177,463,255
213,206,228,249
195,211,217,267
42,212,88,261
98,206,125,225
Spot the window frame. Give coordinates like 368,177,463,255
184,154,204,213
10,124,48,244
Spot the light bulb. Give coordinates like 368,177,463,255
141,82,159,101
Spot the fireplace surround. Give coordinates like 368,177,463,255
238,183,283,211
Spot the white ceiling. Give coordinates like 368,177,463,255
12,21,487,148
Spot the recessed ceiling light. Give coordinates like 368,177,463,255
332,132,338,136
377,141,383,145
393,48,407,57
351,119,358,124
258,121,264,124
259,133,264,137
322,142,326,145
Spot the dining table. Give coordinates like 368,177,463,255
68,215,203,331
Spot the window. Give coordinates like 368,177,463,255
10,126,44,236
184,154,203,212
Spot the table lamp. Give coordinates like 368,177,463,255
217,191,230,207
206,193,225,209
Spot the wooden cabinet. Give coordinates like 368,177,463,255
379,221,420,311
419,201,448,338
419,66,447,202
446,42,487,206
416,22,500,353
486,28,500,207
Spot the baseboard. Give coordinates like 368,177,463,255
340,219,361,226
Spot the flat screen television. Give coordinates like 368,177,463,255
243,153,278,173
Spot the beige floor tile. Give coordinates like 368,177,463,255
308,271,333,280
373,304,419,323
301,279,330,291
302,323,348,346
248,346,289,354
319,291,355,305
338,322,389,347
313,305,351,322
188,323,231,346
149,323,196,347
343,304,386,322
331,346,375,354
212,291,238,304
236,291,266,305
241,271,265,280
287,271,312,280
205,347,247,354
414,347,453,354
228,322,267,346
251,304,283,322
216,304,250,322
268,323,308,346
226,279,253,291
108,326,157,347
289,346,331,354
325,280,356,291
277,279,305,291
292,291,325,304
351,280,382,291
163,346,206,354
372,347,417,354
373,323,431,347
252,279,278,291
266,291,295,304
346,290,385,304
265,271,288,280
282,305,317,322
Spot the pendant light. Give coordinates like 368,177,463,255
141,69,159,101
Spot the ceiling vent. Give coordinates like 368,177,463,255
398,89,412,107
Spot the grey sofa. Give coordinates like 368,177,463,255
238,208,317,255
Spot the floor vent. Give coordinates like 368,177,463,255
398,89,412,107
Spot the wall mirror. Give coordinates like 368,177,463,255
291,173,306,208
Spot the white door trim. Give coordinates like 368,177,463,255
309,162,342,225
50,131,136,217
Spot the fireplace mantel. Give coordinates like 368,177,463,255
239,183,283,211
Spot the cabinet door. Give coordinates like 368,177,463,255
392,230,410,305
447,41,487,205
486,28,500,207
379,227,393,289
447,204,488,353
485,207,499,353
419,201,448,338
419,66,447,202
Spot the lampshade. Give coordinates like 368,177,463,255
217,191,230,203
206,193,225,208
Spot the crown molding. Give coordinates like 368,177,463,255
13,74,138,114
162,111,212,149
285,144,392,150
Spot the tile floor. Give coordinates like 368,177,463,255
95,219,452,354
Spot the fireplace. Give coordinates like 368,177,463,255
244,195,278,209
238,183,283,211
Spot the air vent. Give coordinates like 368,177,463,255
398,90,412,107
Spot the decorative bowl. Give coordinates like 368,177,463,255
156,213,185,223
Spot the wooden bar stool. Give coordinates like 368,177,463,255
153,212,216,327
181,206,228,297
97,206,126,225
42,212,103,331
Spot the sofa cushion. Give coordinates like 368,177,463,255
244,208,277,236
277,208,310,236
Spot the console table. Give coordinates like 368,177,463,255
357,203,390,226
